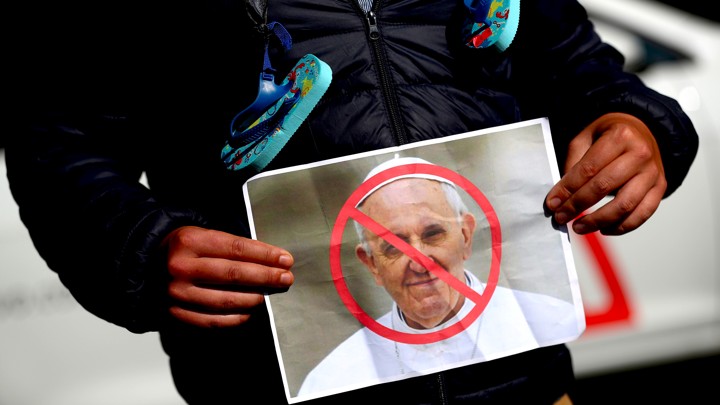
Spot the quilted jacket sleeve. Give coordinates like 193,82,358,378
6,112,207,333
512,0,699,196
4,2,255,335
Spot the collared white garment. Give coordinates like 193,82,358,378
298,271,581,398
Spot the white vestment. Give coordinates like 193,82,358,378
298,271,581,398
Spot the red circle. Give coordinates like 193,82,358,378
329,163,502,344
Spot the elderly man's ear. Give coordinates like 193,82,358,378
356,244,384,286
462,213,477,260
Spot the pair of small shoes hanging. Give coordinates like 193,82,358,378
220,21,332,172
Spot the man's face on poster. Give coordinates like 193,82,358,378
355,178,476,329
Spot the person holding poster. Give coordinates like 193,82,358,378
298,157,581,397
6,0,698,404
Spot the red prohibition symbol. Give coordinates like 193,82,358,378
329,162,503,345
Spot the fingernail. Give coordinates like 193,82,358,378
543,200,552,217
547,197,562,210
555,211,569,224
280,272,294,285
279,254,293,267
550,215,561,230
573,223,588,234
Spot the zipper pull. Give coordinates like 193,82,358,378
366,10,380,40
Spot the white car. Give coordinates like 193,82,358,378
1,1,718,404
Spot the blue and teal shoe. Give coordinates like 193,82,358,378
461,0,520,52
220,19,332,172
220,54,332,171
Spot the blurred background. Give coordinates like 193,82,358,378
566,0,720,402
1,0,718,404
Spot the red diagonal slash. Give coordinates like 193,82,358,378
349,208,483,304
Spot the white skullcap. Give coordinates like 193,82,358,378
356,156,456,207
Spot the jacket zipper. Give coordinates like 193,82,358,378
361,3,408,146
357,2,446,402
437,372,449,405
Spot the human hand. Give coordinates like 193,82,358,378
163,226,295,328
544,112,667,235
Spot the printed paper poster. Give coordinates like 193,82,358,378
243,118,585,403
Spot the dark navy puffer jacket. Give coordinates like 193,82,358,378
6,0,698,403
